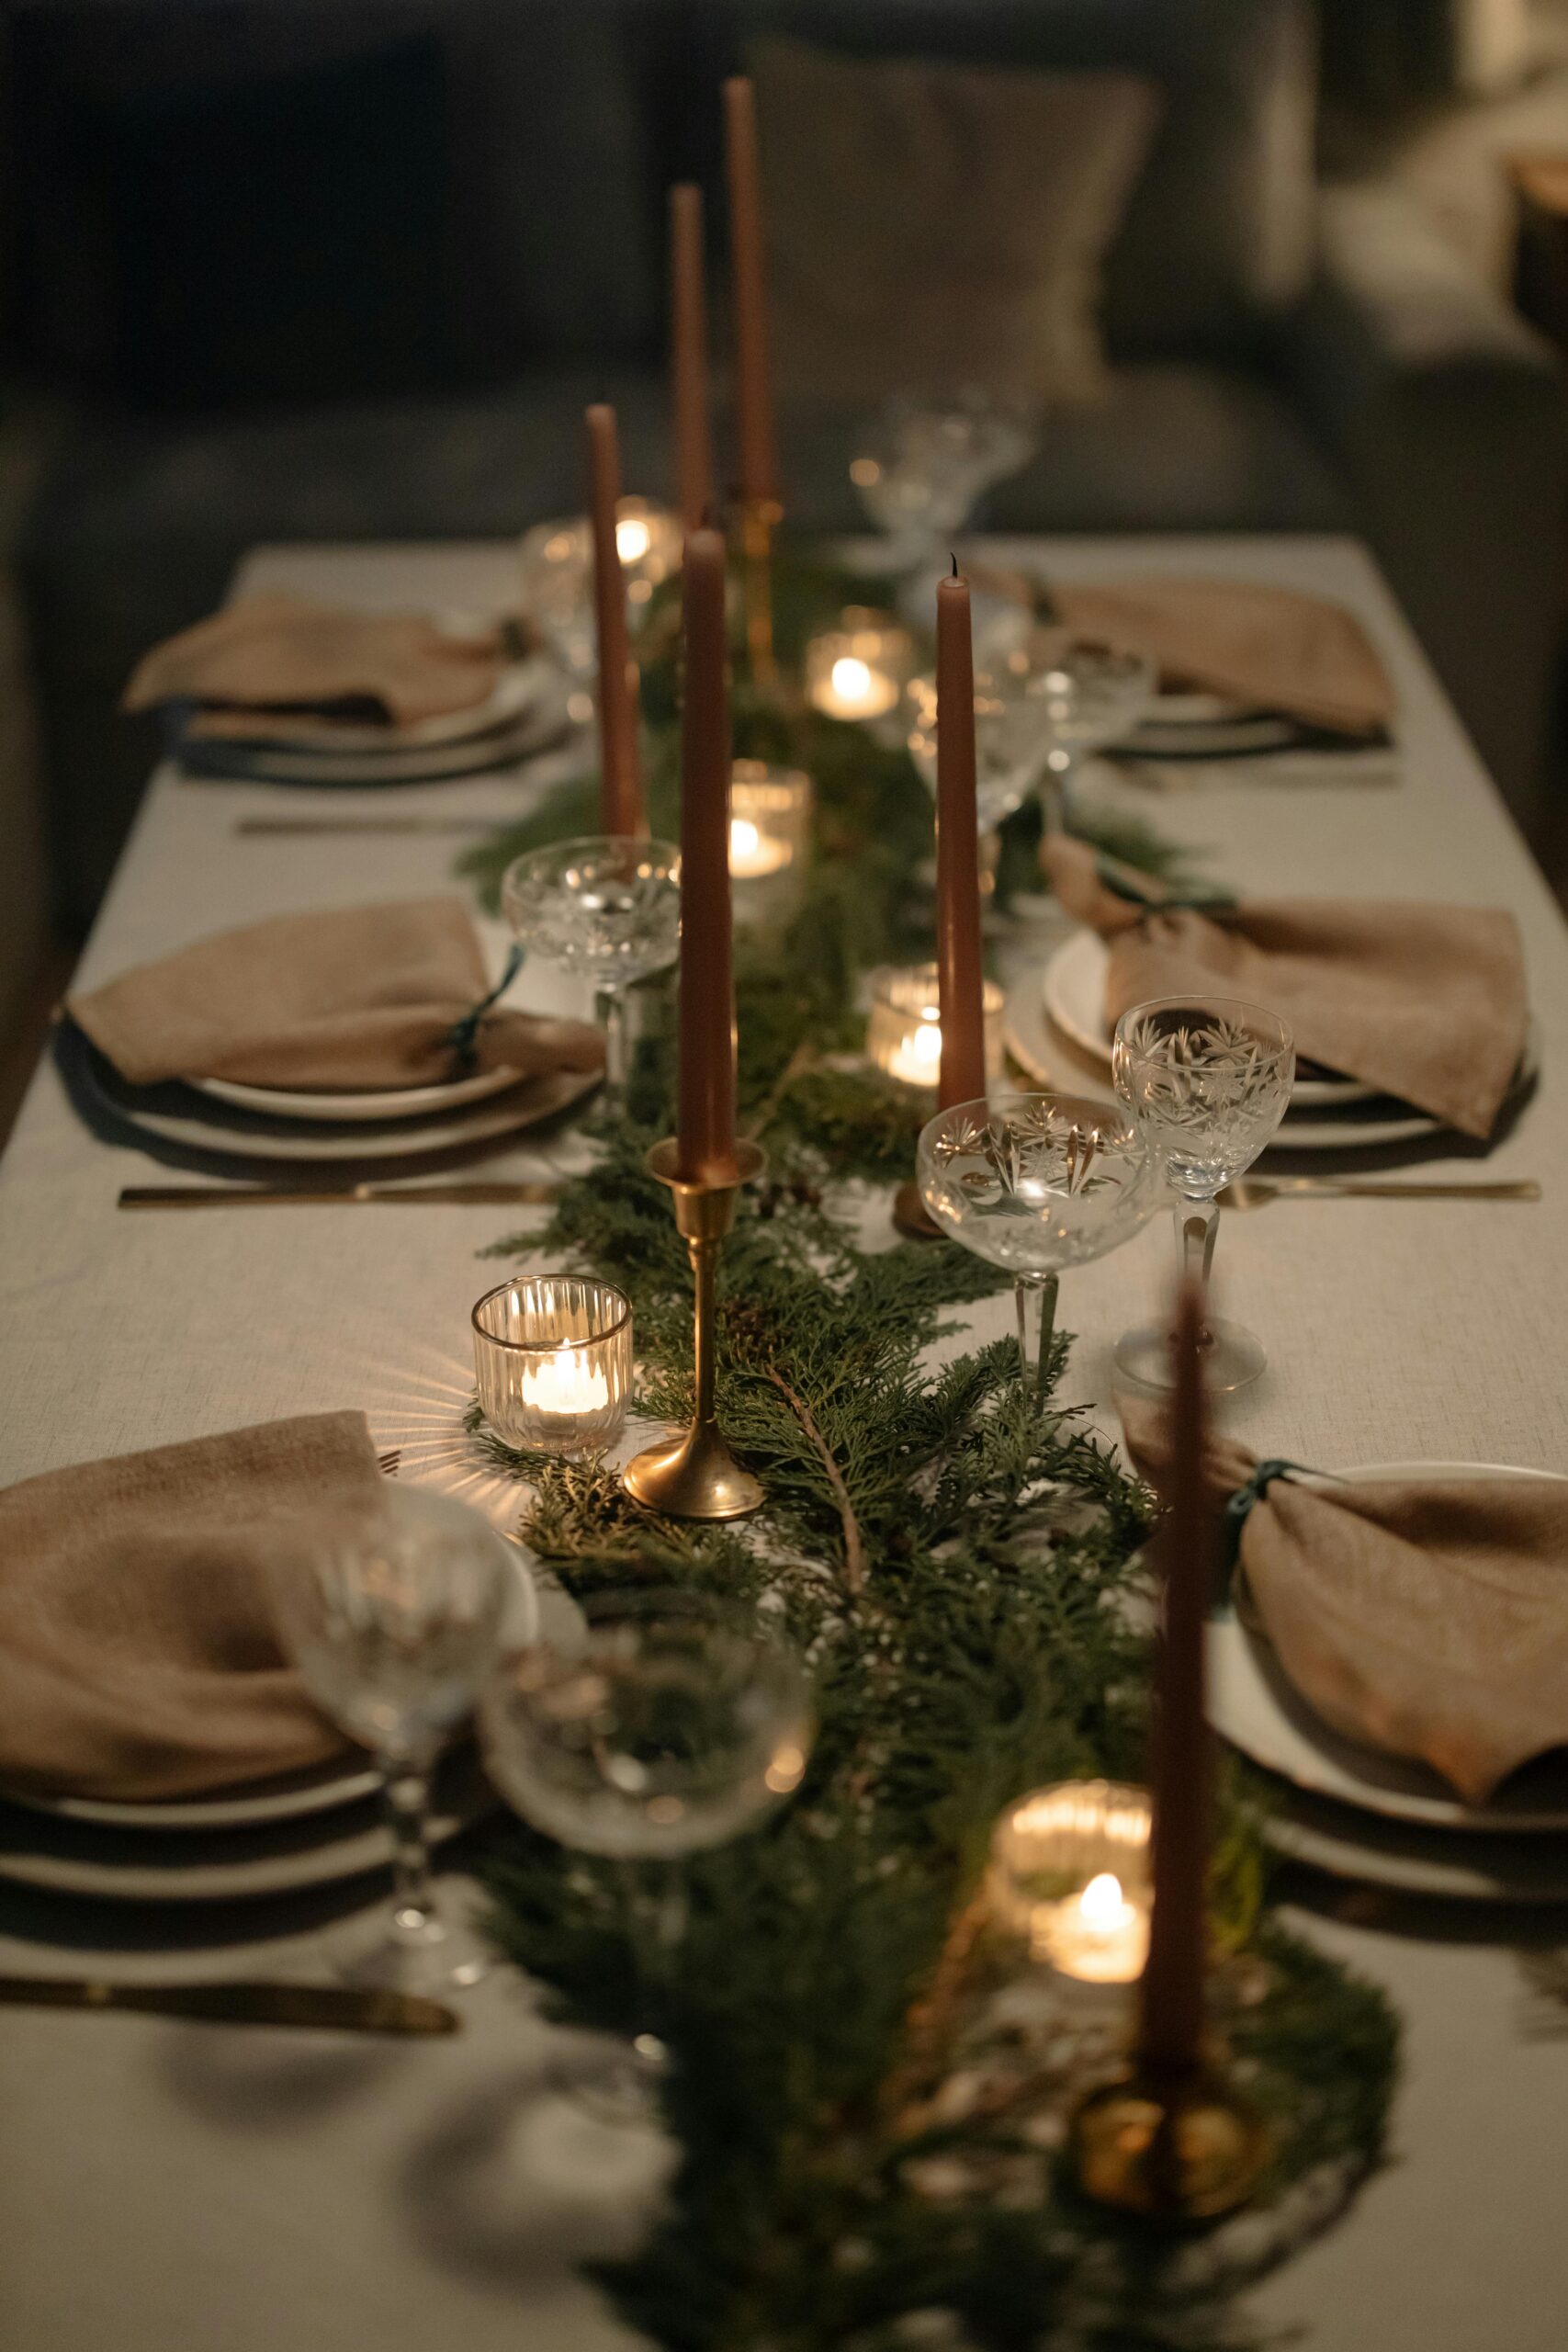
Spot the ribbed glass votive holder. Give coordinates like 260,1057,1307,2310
472,1277,633,1453
865,962,1005,1091
988,1779,1152,1984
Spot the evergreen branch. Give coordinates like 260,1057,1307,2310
763,1365,869,1596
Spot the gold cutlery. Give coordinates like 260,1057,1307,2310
0,1976,458,2034
1218,1176,1540,1210
118,1182,560,1209
235,817,502,837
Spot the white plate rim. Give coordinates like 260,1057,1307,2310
1210,1459,1568,1834
194,1064,524,1125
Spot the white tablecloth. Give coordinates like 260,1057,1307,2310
2,537,1565,2351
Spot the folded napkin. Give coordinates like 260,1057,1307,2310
122,595,509,738
1042,834,1527,1140
0,1413,383,1801
68,897,604,1092
1120,1396,1568,1805
1048,577,1395,740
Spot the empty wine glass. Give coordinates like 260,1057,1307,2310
502,835,681,1087
850,390,1037,575
518,501,682,686
1111,997,1294,1394
479,1587,813,2116
265,1486,525,1992
1026,629,1155,831
918,1092,1158,1397
906,660,1042,854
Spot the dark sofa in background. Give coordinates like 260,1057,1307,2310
4,0,1564,941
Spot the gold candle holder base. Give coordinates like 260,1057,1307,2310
622,1136,767,1521
892,1178,944,1242
739,496,784,693
1069,2059,1270,2221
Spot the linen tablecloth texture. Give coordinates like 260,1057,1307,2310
66,897,605,1091
1042,835,1527,1138
1048,577,1396,738
1121,1396,1568,1805
121,594,509,738
0,1412,383,1799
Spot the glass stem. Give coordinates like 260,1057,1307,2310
1172,1199,1219,1349
1016,1271,1060,1398
1040,755,1077,837
598,986,628,1090
384,1757,435,1939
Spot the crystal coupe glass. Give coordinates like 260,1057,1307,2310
1111,996,1295,1393
480,1588,813,2117
502,835,681,1088
850,391,1036,575
918,1092,1158,1396
1025,628,1155,831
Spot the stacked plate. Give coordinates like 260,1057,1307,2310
168,645,573,788
1211,1462,1568,1903
1011,927,1536,1154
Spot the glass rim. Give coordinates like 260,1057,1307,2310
471,1276,632,1353
870,964,1004,1012
919,1088,1141,1136
1113,994,1293,1056
502,833,681,873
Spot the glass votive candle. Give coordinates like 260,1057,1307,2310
729,760,814,882
865,963,1005,1091
805,608,916,724
472,1277,633,1453
988,1780,1153,1984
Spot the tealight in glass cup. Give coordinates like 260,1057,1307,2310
502,835,681,1089
473,1277,632,1453
1111,996,1294,1394
865,963,1005,1091
988,1780,1153,1985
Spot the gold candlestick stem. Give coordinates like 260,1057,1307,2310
739,497,783,692
622,1137,767,1520
1069,2055,1269,2221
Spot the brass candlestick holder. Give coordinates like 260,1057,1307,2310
739,496,784,693
1069,2053,1269,2221
622,1136,767,1521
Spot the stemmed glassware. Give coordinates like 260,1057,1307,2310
1024,628,1156,831
518,501,682,687
918,1091,1158,1396
850,390,1037,576
502,835,681,1088
906,657,1044,864
1111,996,1295,1394
265,1485,523,1993
480,1588,813,2117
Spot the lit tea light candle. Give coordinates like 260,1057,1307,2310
728,760,813,886
729,816,792,879
866,964,1004,1091
806,609,914,725
472,1276,633,1453
988,1780,1153,1987
615,514,653,565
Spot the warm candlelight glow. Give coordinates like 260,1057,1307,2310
521,1346,611,1419
806,611,914,725
886,1012,943,1086
728,762,813,891
615,514,653,564
988,1780,1154,1988
729,816,792,879
1042,1871,1150,1984
867,965,1003,1091
472,1277,632,1453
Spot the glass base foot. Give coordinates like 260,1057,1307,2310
1114,1317,1267,1396
326,1906,491,1996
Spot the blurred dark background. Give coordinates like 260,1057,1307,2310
1,0,1566,1112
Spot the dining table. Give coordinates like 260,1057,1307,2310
1,531,1566,2352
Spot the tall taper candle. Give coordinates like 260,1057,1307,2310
676,526,739,1183
670,185,714,533
723,76,780,507
934,563,987,1108
1137,1281,1213,2081
585,402,643,836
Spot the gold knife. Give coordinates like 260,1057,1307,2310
118,1182,560,1208
235,817,501,837
0,1976,458,2033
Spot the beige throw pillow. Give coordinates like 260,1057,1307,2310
753,40,1162,403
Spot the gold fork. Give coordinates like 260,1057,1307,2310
1218,1176,1540,1210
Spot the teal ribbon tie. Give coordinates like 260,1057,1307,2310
1222,1457,1327,1575
446,943,524,1072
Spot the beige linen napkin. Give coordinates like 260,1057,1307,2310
1120,1395,1568,1805
1048,577,1395,739
122,595,508,736
68,897,605,1092
1042,835,1527,1140
0,1412,382,1801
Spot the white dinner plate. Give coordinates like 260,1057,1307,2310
1210,1461,1568,1835
1264,1791,1568,1904
194,1064,525,1125
175,662,571,788
1043,928,1378,1108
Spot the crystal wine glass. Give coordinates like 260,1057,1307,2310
918,1092,1158,1396
479,1587,813,2115
905,659,1043,862
1026,628,1156,831
502,835,681,1088
850,390,1037,576
518,501,682,685
1111,996,1295,1394
265,1485,524,1993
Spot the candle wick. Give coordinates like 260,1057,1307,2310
950,552,959,578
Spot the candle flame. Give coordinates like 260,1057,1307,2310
615,515,652,564
520,1347,610,1417
830,655,874,705
1080,1872,1127,1928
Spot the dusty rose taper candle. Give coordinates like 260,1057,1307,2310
675,526,739,1183
723,76,780,508
585,402,644,836
935,563,987,1108
1137,1281,1213,2081
670,185,715,534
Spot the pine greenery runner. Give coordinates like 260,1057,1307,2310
460,549,1399,2351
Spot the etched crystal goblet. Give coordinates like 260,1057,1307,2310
849,391,1036,575
502,835,681,1088
917,1092,1158,1396
1111,996,1294,1394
